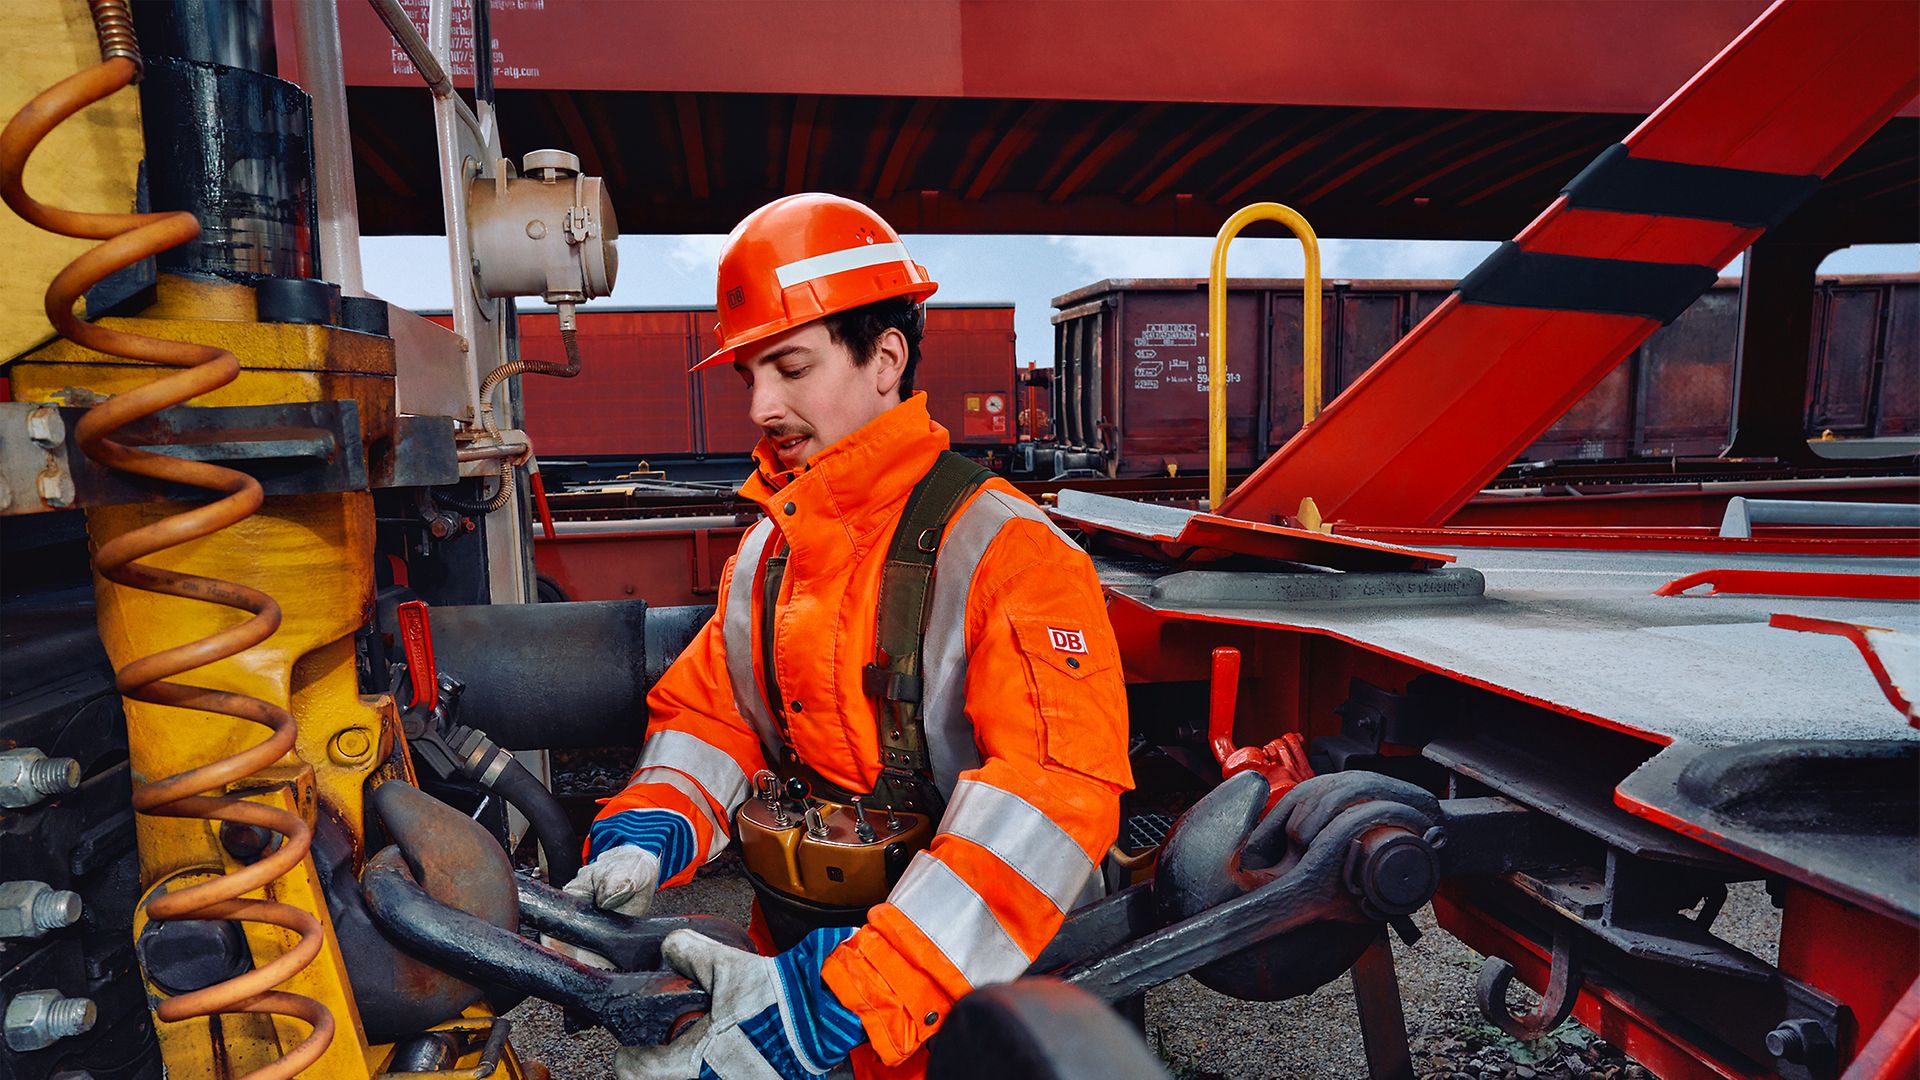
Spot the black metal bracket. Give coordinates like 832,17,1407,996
64,400,368,506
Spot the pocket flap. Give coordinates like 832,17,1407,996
1009,616,1115,680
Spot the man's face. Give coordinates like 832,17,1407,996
735,321,906,471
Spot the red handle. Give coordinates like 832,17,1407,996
1208,646,1241,767
396,599,436,709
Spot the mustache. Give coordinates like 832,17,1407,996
764,424,814,441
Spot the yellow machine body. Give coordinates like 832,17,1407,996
12,276,520,1078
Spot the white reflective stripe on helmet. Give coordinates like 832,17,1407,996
722,518,785,763
888,852,1029,988
921,488,1084,797
773,241,913,289
629,765,733,858
638,730,752,828
938,779,1095,912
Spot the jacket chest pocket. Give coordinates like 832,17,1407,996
1008,615,1129,787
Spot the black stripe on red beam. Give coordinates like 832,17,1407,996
1561,144,1823,231
1454,243,1718,325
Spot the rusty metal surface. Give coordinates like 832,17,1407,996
1109,545,1920,747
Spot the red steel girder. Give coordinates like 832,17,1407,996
1218,0,1920,528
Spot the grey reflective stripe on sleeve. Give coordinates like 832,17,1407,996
938,779,1095,912
889,852,1030,987
630,765,731,857
638,729,751,825
922,489,1085,797
722,518,785,762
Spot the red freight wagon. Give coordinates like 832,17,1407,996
1052,275,1917,478
431,305,1019,470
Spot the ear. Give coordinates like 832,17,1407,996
869,327,910,401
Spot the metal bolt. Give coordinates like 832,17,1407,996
219,821,280,863
1765,1019,1831,1065
3,989,97,1052
0,748,82,808
137,915,253,995
0,881,83,940
25,405,65,449
329,727,374,765
1345,827,1439,917
36,468,75,509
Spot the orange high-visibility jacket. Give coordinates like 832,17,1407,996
593,392,1132,1074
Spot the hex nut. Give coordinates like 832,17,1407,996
3,989,96,1052
0,881,83,940
0,748,82,808
36,469,75,510
25,405,65,450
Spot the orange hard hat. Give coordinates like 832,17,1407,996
693,193,937,371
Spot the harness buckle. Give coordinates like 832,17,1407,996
862,663,922,703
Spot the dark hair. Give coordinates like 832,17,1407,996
825,297,925,400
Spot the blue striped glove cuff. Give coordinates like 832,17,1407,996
588,808,698,881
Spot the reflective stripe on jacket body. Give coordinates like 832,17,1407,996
590,394,1133,1074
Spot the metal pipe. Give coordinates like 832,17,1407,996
292,0,365,296
367,0,453,98
456,441,530,462
1207,203,1321,511
1719,497,1920,538
551,515,750,537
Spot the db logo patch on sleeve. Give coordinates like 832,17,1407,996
1048,627,1089,654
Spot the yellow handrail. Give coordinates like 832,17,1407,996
1207,203,1321,511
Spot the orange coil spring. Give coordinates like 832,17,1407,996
0,42,333,1080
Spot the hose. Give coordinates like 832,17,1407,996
488,753,582,886
455,307,582,515
0,12,331,1077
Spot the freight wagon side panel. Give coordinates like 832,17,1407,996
696,303,759,455
1114,290,1264,477
1872,282,1918,436
1635,289,1739,456
518,310,698,457
1266,291,1334,446
919,306,1018,447
1810,283,1888,437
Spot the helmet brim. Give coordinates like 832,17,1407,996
690,279,939,372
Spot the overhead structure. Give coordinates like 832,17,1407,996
275,0,1917,242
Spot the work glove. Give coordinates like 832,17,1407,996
614,926,867,1080
563,843,663,917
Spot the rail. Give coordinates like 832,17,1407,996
1208,203,1320,511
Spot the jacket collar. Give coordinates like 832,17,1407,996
741,393,949,555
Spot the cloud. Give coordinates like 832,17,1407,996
664,234,729,277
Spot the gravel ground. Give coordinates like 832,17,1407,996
508,862,1782,1080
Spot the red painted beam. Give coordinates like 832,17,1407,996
1220,0,1920,528
307,1,1825,116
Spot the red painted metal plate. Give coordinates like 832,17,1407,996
1219,0,1920,528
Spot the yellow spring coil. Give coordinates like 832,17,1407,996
0,9,332,1077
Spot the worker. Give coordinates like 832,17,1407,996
567,193,1132,1080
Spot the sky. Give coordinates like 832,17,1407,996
363,234,1919,367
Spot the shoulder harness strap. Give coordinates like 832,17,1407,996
863,451,993,813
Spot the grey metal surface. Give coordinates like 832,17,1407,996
1056,488,1201,540
1616,740,1919,924
1112,545,1920,746
1151,568,1484,607
1719,497,1920,537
